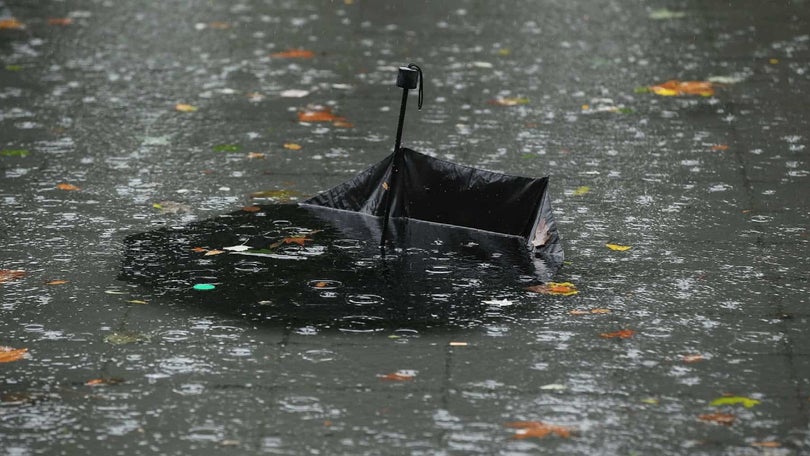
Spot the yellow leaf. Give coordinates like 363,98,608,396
247,152,266,159
709,396,760,408
175,103,198,112
572,186,590,196
641,398,660,405
769,58,779,65
283,143,302,150
605,243,631,251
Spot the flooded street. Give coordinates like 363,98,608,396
2,0,809,454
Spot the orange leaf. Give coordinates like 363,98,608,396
191,247,207,253
506,421,572,439
0,347,28,363
56,183,80,191
332,120,354,128
314,281,329,288
600,329,635,339
283,236,309,246
46,279,68,285
650,80,715,97
271,49,315,59
527,282,578,296
751,441,781,448
241,205,261,212
48,18,73,26
85,377,124,386
0,18,25,30
378,371,415,381
682,354,704,363
204,249,224,256
698,413,735,425
0,269,26,284
283,143,302,150
297,108,340,122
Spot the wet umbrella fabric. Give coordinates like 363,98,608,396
302,147,564,269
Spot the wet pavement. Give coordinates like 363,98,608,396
1,0,809,454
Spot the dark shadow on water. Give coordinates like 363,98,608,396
119,204,562,331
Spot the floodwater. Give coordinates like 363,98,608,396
2,0,809,454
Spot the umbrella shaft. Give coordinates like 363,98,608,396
380,88,410,248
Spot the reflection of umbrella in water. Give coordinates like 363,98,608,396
119,64,563,328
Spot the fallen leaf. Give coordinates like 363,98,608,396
247,152,266,159
45,279,68,285
0,18,25,30
751,441,781,448
449,342,468,347
191,247,207,253
213,144,241,152
709,396,760,408
126,300,148,305
56,183,80,191
86,377,124,386
489,97,529,106
0,270,26,284
283,143,302,150
332,120,354,128
382,181,390,190
208,21,230,29
600,329,635,339
649,80,715,97
572,186,590,196
682,354,704,363
711,144,729,151
5,64,23,71
605,243,631,251
269,236,311,248
241,205,261,212
769,58,779,65
204,249,225,256
698,413,735,426
527,282,579,296
297,108,340,122
641,398,660,405
48,17,74,26
0,347,28,363
271,49,315,59
314,281,329,288
378,370,416,381
0,149,29,157
506,421,572,439
175,103,198,112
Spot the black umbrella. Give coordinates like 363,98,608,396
118,64,563,328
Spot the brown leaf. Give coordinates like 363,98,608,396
314,281,329,288
0,347,28,363
45,279,68,285
600,329,635,339
241,205,261,213
527,282,578,296
204,249,225,256
191,247,207,253
271,49,315,59
0,269,26,284
751,441,780,448
698,413,735,426
48,18,74,26
570,308,610,315
56,183,80,191
247,152,266,159
378,370,415,381
506,421,572,439
85,377,124,386
711,144,729,151
298,108,340,122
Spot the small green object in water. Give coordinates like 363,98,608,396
213,144,241,152
193,283,216,291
